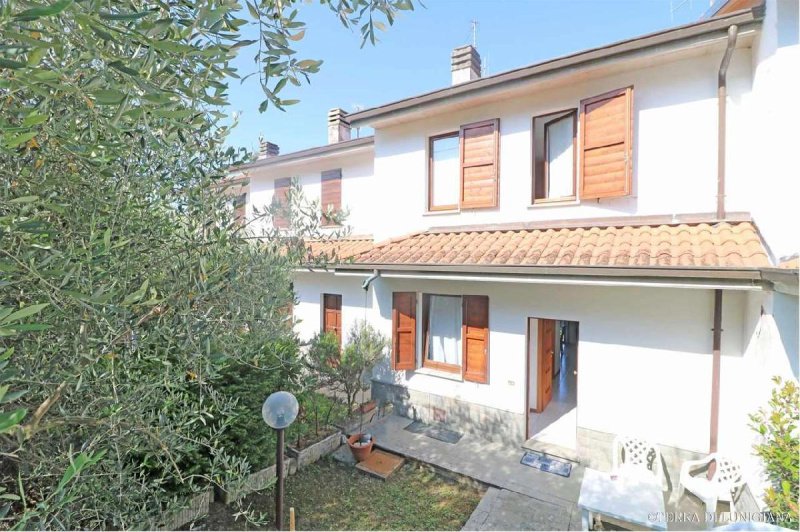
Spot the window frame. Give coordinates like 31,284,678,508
531,108,577,205
427,131,460,212
421,293,463,374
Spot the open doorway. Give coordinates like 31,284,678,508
525,318,579,454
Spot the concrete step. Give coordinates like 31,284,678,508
522,438,581,464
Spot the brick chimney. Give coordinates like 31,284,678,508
451,45,481,85
327,108,351,144
257,136,279,159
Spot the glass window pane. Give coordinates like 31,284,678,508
431,135,459,209
427,295,462,366
546,116,574,199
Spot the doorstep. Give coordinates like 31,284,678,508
522,438,581,464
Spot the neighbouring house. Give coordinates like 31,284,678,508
228,0,798,509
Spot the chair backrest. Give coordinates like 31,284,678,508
613,435,661,477
711,455,743,487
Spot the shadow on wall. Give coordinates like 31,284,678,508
371,379,525,443
773,292,799,379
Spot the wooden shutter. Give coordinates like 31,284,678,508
460,119,499,209
462,295,489,383
233,192,247,226
272,177,291,228
322,294,342,345
392,292,416,370
321,169,342,226
579,86,633,200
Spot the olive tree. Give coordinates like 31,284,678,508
0,0,414,528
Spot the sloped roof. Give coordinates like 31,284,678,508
306,237,374,262
353,220,770,269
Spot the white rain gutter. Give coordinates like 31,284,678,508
374,271,763,291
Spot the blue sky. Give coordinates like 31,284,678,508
224,0,711,154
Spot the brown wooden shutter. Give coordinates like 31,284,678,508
392,292,416,370
322,294,342,345
273,177,291,228
321,169,342,226
460,119,499,209
579,86,633,200
462,295,489,383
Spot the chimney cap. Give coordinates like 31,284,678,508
258,138,280,159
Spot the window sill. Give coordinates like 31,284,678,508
423,209,460,216
528,198,578,209
414,366,463,382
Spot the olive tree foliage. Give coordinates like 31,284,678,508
0,0,414,528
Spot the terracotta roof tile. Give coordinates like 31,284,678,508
306,237,374,262
354,221,770,269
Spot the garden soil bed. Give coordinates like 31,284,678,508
193,457,485,531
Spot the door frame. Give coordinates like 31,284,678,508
524,317,579,441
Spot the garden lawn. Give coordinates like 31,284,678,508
200,457,485,531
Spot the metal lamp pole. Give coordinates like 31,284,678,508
275,427,285,530
262,391,299,531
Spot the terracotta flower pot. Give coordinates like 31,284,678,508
347,433,375,462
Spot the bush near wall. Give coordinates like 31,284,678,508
750,377,799,529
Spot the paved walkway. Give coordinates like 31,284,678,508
364,414,584,530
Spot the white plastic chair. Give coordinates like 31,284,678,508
674,453,745,525
611,435,665,489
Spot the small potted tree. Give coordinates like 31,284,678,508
341,321,387,461
305,321,387,462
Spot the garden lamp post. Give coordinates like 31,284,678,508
262,391,299,530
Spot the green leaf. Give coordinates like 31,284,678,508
13,0,73,20
4,131,37,148
8,195,39,204
55,450,106,493
0,303,49,325
92,89,126,105
99,11,151,21
0,408,27,433
0,58,27,69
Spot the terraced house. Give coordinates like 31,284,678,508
228,0,798,507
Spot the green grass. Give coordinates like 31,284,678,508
202,458,485,531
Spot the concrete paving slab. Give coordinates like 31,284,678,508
464,488,572,531
367,414,583,508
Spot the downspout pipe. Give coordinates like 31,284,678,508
361,269,380,291
708,26,736,472
717,25,738,220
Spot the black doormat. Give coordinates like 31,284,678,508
404,420,463,444
520,451,573,477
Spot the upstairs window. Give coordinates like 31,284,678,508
427,118,500,212
428,133,459,211
233,192,247,225
321,169,342,226
532,109,576,203
272,177,291,229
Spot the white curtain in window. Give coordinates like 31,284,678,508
427,295,462,366
431,136,460,208
546,116,574,199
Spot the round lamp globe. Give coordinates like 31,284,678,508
262,391,299,430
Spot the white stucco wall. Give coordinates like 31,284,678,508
368,49,755,242
245,149,375,237
293,271,774,456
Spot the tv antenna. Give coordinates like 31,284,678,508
470,19,478,48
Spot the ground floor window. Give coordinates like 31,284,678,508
423,294,462,372
392,291,489,383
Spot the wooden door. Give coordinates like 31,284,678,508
322,294,342,345
537,319,555,413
